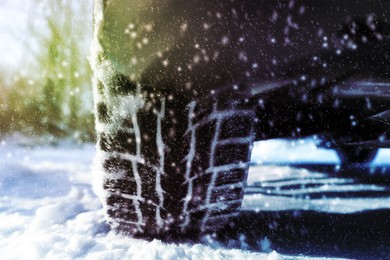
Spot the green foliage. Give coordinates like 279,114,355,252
0,0,95,142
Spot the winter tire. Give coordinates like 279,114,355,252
92,63,255,237
91,0,258,238
336,147,378,165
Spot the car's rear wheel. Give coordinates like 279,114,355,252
336,147,378,164
93,71,255,238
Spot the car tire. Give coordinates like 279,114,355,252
93,71,255,238
336,147,378,165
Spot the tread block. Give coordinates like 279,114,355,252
106,196,139,220
214,144,249,166
109,73,137,95
103,156,132,173
97,102,110,123
97,80,105,95
215,169,245,187
99,131,137,154
208,201,242,216
192,121,216,170
210,187,244,204
103,178,137,196
220,116,253,139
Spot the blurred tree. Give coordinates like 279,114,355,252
0,0,94,142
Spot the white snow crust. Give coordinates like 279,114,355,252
0,137,277,259
0,135,387,259
2,137,278,259
244,166,390,213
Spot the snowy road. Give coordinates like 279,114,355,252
0,136,388,259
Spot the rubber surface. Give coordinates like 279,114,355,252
94,73,255,237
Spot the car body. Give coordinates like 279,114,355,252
249,38,390,163
98,0,389,163
92,0,390,237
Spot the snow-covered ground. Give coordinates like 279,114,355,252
0,137,277,259
244,165,390,213
251,138,390,165
0,135,388,259
246,139,390,213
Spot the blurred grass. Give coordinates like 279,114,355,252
0,0,94,143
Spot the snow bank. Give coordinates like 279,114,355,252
244,165,390,213
252,138,390,165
